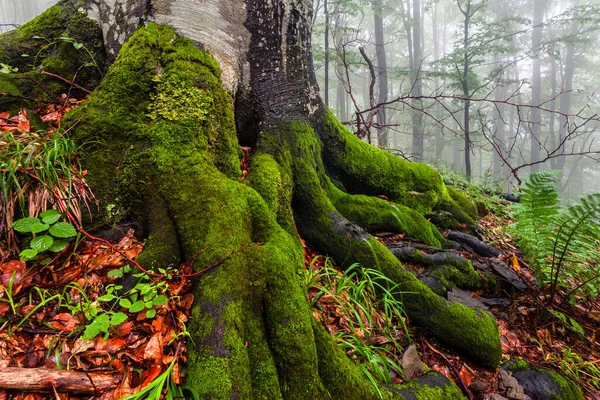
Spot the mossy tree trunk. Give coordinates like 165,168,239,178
1,1,502,398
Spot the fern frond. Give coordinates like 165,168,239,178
512,172,600,303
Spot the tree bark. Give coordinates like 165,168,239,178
373,0,388,148
410,0,424,162
530,0,543,173
0,1,502,398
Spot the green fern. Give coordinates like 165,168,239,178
513,171,600,303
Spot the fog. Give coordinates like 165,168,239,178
0,0,55,32
3,0,600,196
312,0,600,197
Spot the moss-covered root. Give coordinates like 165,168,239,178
330,191,445,246
63,23,331,399
256,121,501,367
317,110,475,226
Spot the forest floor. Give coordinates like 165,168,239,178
0,97,599,399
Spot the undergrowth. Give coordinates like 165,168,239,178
305,257,411,395
512,171,600,303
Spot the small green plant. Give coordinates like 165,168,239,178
29,35,102,75
512,171,600,303
0,62,18,73
12,210,77,261
549,348,600,391
121,359,199,400
1,130,95,249
78,267,170,340
305,258,410,395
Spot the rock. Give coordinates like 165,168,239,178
480,297,512,308
470,380,491,394
474,259,528,291
447,287,490,314
447,231,502,258
512,369,584,400
401,344,425,380
499,369,525,399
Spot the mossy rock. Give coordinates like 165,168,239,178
512,368,584,400
0,2,105,109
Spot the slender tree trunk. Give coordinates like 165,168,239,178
373,0,388,148
530,0,544,173
335,12,347,121
556,1,579,171
324,0,329,106
459,0,473,178
410,0,424,161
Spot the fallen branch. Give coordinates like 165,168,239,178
0,368,120,394
0,92,53,104
40,71,92,94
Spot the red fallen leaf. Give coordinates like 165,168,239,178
458,366,473,387
179,293,195,311
0,112,9,119
17,110,30,132
112,320,133,337
20,304,36,316
143,333,163,362
99,337,127,353
49,313,80,332
40,111,61,123
1,260,29,289
139,364,162,388
110,373,134,400
150,315,166,334
0,303,9,317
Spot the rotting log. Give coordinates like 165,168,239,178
0,368,119,394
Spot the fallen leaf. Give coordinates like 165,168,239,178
458,366,473,387
49,313,80,332
510,253,520,272
143,333,163,362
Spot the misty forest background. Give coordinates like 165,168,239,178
310,0,600,199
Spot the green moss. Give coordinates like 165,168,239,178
148,74,213,121
248,153,296,236
318,109,476,226
546,370,584,400
0,4,105,107
507,358,530,372
447,187,478,221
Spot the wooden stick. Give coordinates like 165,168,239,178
40,71,92,94
0,368,120,394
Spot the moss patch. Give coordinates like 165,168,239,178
0,3,105,109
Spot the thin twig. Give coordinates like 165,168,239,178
40,71,92,94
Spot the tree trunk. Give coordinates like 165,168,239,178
530,0,543,173
323,0,330,107
410,0,424,162
373,0,388,149
0,1,502,398
556,0,579,172
460,1,472,178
